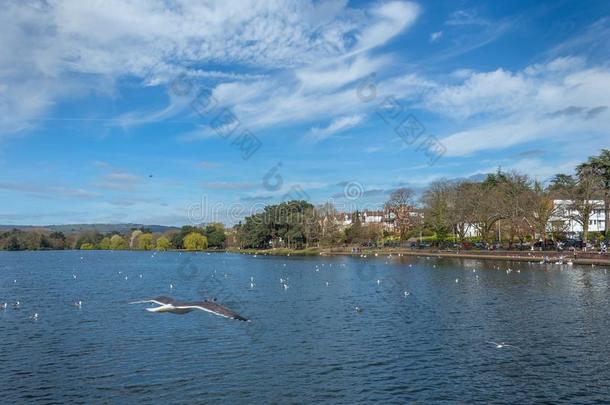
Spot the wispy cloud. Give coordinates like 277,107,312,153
446,9,490,26
197,161,221,169
0,182,98,200
0,0,420,134
429,31,443,43
308,114,364,141
202,182,258,190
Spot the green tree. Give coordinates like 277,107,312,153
183,232,208,251
48,231,67,250
155,236,171,251
138,233,154,250
204,223,227,248
99,237,111,250
75,231,102,249
80,243,95,250
110,234,128,250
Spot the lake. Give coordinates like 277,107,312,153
1,250,609,403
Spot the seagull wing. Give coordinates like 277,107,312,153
129,296,175,306
174,300,249,321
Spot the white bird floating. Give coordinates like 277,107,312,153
74,301,82,308
283,283,289,290
170,283,174,290
72,274,77,279
139,274,143,278
377,279,381,285
488,341,518,349
455,278,459,283
30,313,39,321
326,281,329,287
13,301,20,309
1,303,7,310
404,291,410,297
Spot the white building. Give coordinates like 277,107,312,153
551,200,606,235
362,210,384,224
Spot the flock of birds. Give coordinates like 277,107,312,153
3,250,608,349
1,276,84,322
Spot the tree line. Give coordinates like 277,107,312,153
3,150,609,252
0,223,226,252
233,150,610,249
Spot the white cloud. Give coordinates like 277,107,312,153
0,0,420,134
308,114,364,141
429,31,443,42
0,181,99,200
352,1,420,54
94,170,144,191
423,57,610,156
445,9,490,26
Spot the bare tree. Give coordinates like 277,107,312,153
551,169,603,246
530,181,557,242
385,187,416,240
460,182,502,244
422,180,453,243
315,202,342,247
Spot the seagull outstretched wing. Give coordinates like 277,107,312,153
173,300,249,321
129,296,175,306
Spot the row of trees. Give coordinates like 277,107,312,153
233,150,610,249
233,200,394,249
3,150,608,251
0,223,227,251
421,150,610,246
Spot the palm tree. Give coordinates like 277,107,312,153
578,149,610,237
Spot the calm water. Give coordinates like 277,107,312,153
1,251,610,404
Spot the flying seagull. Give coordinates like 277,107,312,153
129,296,249,321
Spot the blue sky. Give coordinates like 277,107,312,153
1,0,610,226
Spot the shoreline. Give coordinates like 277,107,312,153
322,249,610,266
228,247,610,266
4,247,610,266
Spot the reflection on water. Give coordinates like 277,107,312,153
1,251,609,403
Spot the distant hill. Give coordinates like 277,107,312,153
0,223,180,235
